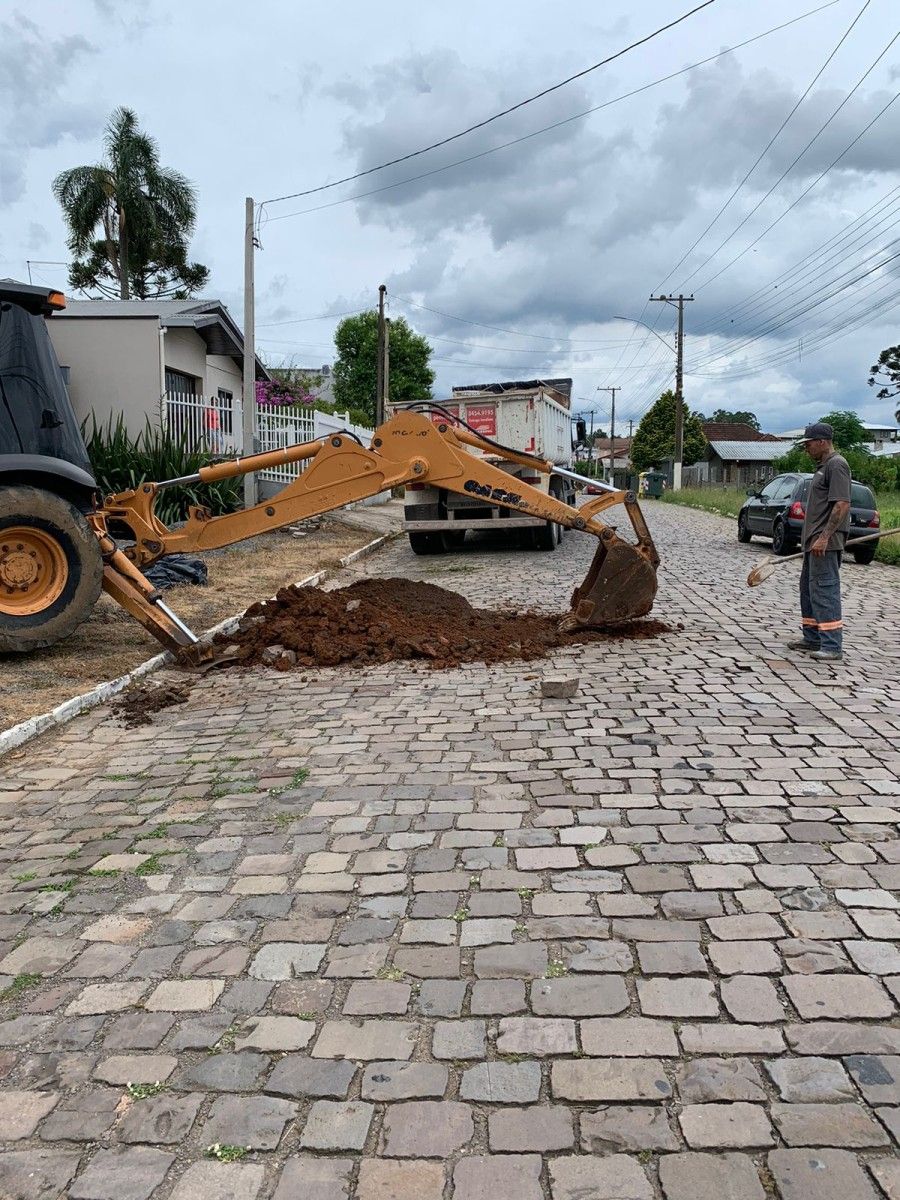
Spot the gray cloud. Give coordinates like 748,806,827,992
0,13,101,205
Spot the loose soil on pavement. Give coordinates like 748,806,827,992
0,520,376,730
217,577,673,672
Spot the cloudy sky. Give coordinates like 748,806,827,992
2,0,899,434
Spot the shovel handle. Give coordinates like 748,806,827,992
764,524,900,567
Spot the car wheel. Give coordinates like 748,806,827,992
851,545,876,565
533,519,560,551
772,519,794,556
737,512,752,543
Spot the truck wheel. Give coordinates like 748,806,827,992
408,532,447,555
533,520,560,551
0,486,103,652
444,531,466,549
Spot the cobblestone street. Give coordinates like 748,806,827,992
0,502,898,1200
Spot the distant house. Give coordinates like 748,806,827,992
591,435,633,471
701,420,779,443
47,297,270,451
694,439,785,486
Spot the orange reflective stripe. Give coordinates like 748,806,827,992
802,618,818,627
818,620,843,630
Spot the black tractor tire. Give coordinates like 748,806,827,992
737,512,752,543
0,485,104,652
444,530,466,549
408,531,447,556
851,545,877,565
772,519,795,557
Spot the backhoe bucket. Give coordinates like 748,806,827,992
561,537,658,631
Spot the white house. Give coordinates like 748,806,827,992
47,297,270,450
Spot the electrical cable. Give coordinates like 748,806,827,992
259,0,718,209
680,42,900,290
659,0,874,290
262,2,839,226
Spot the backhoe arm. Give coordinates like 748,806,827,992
95,410,659,656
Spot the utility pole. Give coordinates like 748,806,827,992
629,419,634,438
383,318,390,417
649,293,693,491
598,386,619,482
242,197,258,510
375,284,386,426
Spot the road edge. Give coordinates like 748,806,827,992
0,531,397,759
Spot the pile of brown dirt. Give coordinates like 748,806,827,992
113,681,190,727
216,578,673,671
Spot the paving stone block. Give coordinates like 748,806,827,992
488,1105,574,1151
470,980,526,1014
638,977,719,1017
460,1061,541,1103
361,1060,448,1100
312,1020,417,1061
658,1152,765,1200
496,1016,577,1055
552,1058,672,1101
708,940,781,975
548,1154,653,1200
380,1100,473,1156
299,1099,374,1151
414,978,466,1016
0,1090,59,1138
767,1148,879,1200
679,1103,774,1149
144,979,224,1011
432,1019,485,1059
771,1101,889,1147
266,1055,356,1099
356,1159,445,1200
453,1154,543,1200
580,1104,680,1151
272,1157,353,1200
677,1057,767,1103
581,1017,679,1057
783,974,894,1019
473,943,547,978
343,980,411,1015
248,943,326,980
117,1093,203,1144
178,1052,269,1092
637,941,706,975
721,976,784,1022
39,1087,121,1141
0,1149,80,1200
66,982,147,1015
168,1162,264,1200
764,1055,854,1101
531,975,629,1017
68,1147,175,1200
93,1054,177,1084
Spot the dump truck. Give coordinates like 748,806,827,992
400,379,576,553
0,283,659,658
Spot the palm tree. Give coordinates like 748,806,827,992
52,107,208,300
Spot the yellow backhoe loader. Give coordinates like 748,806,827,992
0,283,659,660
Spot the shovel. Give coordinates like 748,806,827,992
747,526,900,586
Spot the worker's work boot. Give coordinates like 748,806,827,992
786,639,820,653
810,649,842,662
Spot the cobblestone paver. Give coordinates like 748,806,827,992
0,504,897,1198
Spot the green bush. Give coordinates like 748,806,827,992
83,413,241,527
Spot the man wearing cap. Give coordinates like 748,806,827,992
786,421,851,662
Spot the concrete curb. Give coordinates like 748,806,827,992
0,530,398,759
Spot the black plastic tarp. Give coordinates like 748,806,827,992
143,555,208,590
0,300,93,474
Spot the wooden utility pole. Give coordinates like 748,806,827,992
242,197,257,509
375,284,386,426
598,386,619,482
649,293,693,491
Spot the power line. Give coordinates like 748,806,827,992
390,293,629,345
681,32,900,290
263,2,839,226
659,0,874,291
257,308,366,328
259,0,718,210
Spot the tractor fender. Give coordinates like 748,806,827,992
0,454,98,512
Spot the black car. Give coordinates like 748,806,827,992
738,472,880,563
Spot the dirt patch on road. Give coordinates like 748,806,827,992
112,681,190,728
0,521,377,730
217,578,672,671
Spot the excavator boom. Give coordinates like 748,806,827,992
93,409,659,657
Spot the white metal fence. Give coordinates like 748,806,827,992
256,407,374,486
164,391,241,455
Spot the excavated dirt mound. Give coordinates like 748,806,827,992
113,681,190,727
216,578,673,672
